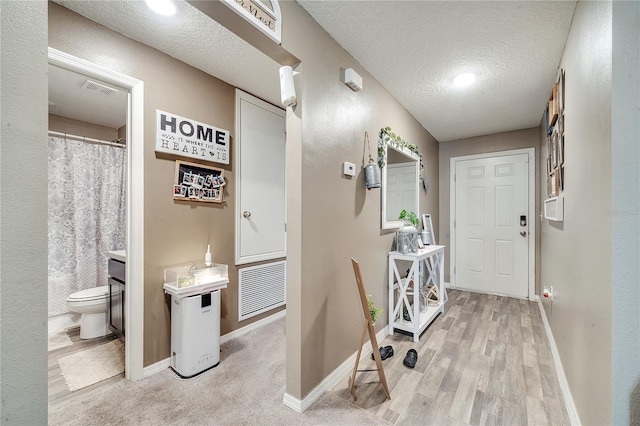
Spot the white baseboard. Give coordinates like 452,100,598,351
444,281,452,289
142,357,170,378
48,312,80,333
536,296,581,425
282,326,389,413
221,309,286,344
141,309,286,379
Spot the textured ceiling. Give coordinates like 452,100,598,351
298,1,577,141
49,63,127,129
52,1,576,142
51,0,281,128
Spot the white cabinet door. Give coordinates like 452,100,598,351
454,153,529,298
235,90,286,265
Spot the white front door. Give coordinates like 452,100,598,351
453,151,531,298
235,90,286,265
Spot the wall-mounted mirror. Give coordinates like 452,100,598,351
381,145,419,229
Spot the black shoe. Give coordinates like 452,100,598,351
371,345,394,361
403,349,417,368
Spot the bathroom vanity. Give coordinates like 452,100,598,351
107,250,126,340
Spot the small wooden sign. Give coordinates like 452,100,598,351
173,160,225,204
156,110,230,165
220,0,281,43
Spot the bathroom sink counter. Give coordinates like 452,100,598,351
107,250,126,262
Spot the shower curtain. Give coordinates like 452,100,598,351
48,136,126,317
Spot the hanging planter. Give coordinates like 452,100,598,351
363,131,381,189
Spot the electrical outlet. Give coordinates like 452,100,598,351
543,286,554,301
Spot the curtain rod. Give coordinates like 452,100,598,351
48,130,126,148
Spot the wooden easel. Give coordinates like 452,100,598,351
349,258,391,401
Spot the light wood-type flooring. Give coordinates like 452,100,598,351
332,289,570,425
48,327,124,406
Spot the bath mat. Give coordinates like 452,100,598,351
58,339,124,391
48,330,73,352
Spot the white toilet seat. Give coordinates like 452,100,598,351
67,286,108,302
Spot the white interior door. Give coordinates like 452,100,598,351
235,90,286,265
453,152,531,298
386,162,416,221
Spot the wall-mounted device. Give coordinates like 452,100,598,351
279,65,297,108
544,196,564,221
543,285,554,301
343,68,363,92
343,161,356,177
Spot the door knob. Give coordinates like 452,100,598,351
243,211,252,218
520,231,527,237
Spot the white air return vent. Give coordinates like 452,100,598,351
81,79,119,96
238,260,286,321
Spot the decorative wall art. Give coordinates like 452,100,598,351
155,110,230,165
173,160,225,203
546,69,565,199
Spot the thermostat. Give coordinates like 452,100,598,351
343,161,356,177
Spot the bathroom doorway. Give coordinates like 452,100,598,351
47,49,145,392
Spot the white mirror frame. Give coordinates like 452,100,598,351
381,144,420,230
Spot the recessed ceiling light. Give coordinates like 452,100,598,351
145,0,176,16
453,73,476,88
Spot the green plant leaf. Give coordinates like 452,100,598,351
367,294,384,323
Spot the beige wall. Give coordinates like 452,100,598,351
539,2,612,424
438,128,541,287
48,3,284,368
279,2,439,398
49,114,119,141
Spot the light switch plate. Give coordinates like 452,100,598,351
343,161,356,177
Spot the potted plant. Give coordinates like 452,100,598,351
397,209,420,254
367,295,384,324
398,209,419,227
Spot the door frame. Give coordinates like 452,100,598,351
48,48,145,380
450,148,536,299
234,89,287,265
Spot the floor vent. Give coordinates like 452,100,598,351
238,260,286,321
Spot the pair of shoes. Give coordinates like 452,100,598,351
403,349,418,368
371,346,394,361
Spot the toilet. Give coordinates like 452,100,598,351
66,286,110,339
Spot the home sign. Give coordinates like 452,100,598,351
155,110,230,165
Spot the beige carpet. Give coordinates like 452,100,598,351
48,330,73,352
49,317,386,425
58,339,125,391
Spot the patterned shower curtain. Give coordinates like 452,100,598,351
48,136,126,317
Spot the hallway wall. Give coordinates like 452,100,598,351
538,2,612,424
278,2,439,399
48,3,284,368
611,1,640,424
0,1,49,423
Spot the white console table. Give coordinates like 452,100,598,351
388,245,446,343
